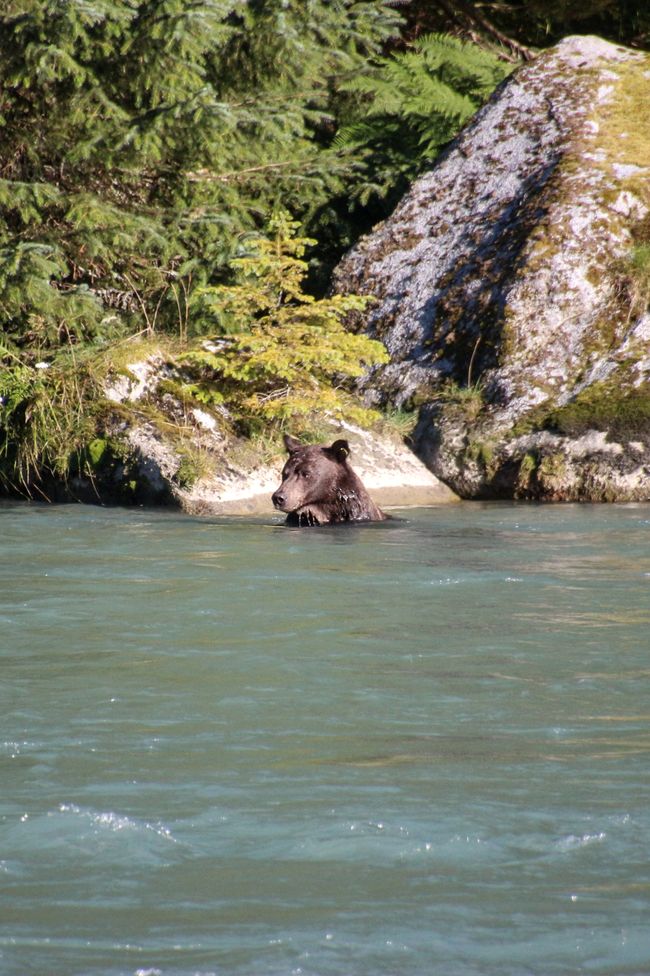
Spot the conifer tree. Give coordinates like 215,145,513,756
182,213,388,431
0,0,400,352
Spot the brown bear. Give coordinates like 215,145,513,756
272,434,386,526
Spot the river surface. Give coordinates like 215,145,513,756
1,500,649,976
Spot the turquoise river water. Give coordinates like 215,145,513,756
1,500,649,976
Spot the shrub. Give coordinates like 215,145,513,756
181,215,388,432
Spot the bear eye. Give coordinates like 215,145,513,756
300,469,310,479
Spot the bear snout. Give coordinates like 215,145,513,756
272,490,287,511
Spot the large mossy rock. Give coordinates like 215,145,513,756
333,36,650,501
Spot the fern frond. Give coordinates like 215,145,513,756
336,32,510,200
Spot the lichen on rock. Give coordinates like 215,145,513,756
334,35,650,501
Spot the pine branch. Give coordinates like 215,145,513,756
186,161,299,184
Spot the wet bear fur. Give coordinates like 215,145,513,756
272,435,386,526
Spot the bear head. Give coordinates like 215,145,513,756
272,434,385,526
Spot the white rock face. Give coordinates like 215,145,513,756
334,36,650,501
97,357,456,514
181,422,455,515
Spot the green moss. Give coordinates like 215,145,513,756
545,382,650,440
631,243,650,273
516,451,537,490
505,377,650,445
510,402,554,438
537,452,567,484
68,432,153,503
175,453,203,489
628,243,650,309
86,438,109,468
591,57,650,208
157,378,187,401
466,438,497,472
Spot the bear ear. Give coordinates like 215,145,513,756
329,439,350,462
284,434,302,454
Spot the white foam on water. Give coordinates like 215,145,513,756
556,831,607,852
56,803,176,842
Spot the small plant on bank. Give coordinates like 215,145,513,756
180,214,389,434
382,407,419,440
434,377,487,422
626,243,650,316
0,348,103,496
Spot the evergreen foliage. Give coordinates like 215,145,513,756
181,215,388,431
0,0,400,347
0,217,387,493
